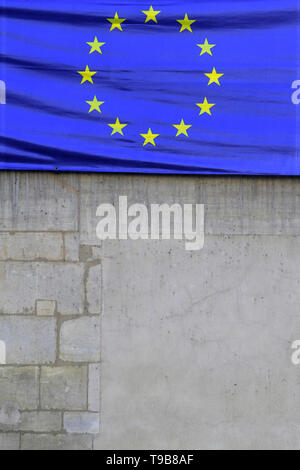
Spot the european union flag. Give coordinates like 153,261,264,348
0,1,298,174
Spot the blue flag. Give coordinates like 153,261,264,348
0,1,298,174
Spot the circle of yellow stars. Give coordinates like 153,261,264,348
77,7,223,147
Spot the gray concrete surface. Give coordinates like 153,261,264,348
0,172,300,449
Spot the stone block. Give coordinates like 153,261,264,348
0,433,20,450
80,175,300,244
0,232,64,261
36,300,56,316
64,412,100,434
17,411,61,432
88,364,100,412
64,233,80,262
0,172,78,232
41,366,87,410
0,367,39,410
86,265,101,314
21,433,93,450
0,262,84,315
0,317,56,364
0,341,5,365
59,317,100,363
0,402,21,427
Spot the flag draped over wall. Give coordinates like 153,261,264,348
0,0,299,174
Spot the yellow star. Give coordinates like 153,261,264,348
86,96,104,113
177,13,196,33
205,67,224,86
173,119,192,137
78,65,97,84
108,117,128,136
142,5,161,23
87,36,106,54
197,38,215,56
196,97,215,116
140,128,160,146
107,12,126,31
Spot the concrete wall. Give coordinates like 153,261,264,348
0,172,300,449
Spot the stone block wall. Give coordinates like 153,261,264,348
0,173,101,450
2,172,300,450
